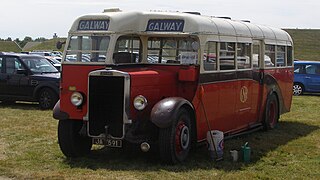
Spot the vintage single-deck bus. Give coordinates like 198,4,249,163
53,9,294,164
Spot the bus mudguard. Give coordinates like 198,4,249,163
263,74,285,114
150,97,194,128
53,100,70,120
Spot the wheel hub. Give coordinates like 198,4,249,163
175,122,190,153
293,85,302,95
180,126,190,150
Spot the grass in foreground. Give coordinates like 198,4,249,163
0,96,319,179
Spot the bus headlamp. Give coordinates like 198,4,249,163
70,92,83,107
134,95,148,111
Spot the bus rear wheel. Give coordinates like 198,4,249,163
58,120,92,158
159,108,191,164
263,93,279,130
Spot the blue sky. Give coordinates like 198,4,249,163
1,0,319,39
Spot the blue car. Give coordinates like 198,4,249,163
293,61,320,95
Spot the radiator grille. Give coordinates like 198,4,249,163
88,76,124,137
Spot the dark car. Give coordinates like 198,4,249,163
293,60,320,95
0,52,60,109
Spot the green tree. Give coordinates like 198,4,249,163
34,37,47,42
19,36,33,48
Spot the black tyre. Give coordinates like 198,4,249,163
263,93,279,130
292,83,304,96
58,120,92,158
39,88,58,110
159,108,192,164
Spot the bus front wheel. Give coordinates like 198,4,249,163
159,108,191,164
263,93,279,130
58,120,92,158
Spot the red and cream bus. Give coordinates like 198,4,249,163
53,9,294,164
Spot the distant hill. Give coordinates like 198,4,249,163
27,38,66,51
284,29,320,61
22,42,42,51
0,41,21,52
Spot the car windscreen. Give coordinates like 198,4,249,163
21,57,59,74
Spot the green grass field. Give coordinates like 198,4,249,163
284,29,320,61
0,41,21,52
27,38,66,52
0,96,319,179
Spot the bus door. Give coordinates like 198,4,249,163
217,71,237,131
216,42,238,131
251,40,264,123
234,42,255,129
198,73,236,133
199,41,238,132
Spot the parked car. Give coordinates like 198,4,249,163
29,51,53,56
0,52,60,109
45,56,61,71
293,60,320,95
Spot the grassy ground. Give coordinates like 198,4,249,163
0,96,319,179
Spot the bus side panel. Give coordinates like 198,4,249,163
193,86,218,141
262,67,293,115
234,80,254,130
60,64,105,120
284,67,294,112
233,70,261,131
195,72,238,140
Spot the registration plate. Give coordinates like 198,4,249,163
93,138,122,147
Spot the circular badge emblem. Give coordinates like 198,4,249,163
240,86,248,103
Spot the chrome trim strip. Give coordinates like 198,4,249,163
87,69,131,140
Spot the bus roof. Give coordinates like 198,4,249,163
69,10,292,46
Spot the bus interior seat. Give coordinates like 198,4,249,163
113,52,136,64
166,60,180,64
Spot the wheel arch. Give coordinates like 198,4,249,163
293,81,305,91
150,97,195,129
263,74,286,115
33,83,59,99
180,103,197,148
53,100,70,120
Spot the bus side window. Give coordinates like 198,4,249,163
265,45,275,67
203,41,217,71
287,46,293,66
276,46,285,67
114,36,141,63
253,44,260,68
147,37,198,64
220,42,235,70
237,43,251,69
